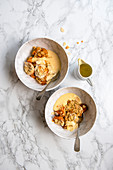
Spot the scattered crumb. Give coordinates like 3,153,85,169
77,42,79,44
67,52,71,55
65,45,69,49
60,27,64,32
63,42,66,46
81,40,83,43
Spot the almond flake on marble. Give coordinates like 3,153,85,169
60,27,64,32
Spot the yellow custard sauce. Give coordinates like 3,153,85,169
35,50,61,82
53,93,81,111
46,50,61,74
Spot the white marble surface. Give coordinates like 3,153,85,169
0,0,113,170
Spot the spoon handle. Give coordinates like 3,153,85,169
74,129,80,152
86,78,93,86
36,82,50,100
36,71,60,101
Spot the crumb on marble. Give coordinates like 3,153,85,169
67,52,71,55
65,45,69,49
81,40,83,43
63,42,66,46
77,42,79,44
60,27,64,32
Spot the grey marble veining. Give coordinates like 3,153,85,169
0,0,113,170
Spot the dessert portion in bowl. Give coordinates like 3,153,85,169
45,87,96,139
15,38,68,91
24,46,61,85
52,93,88,131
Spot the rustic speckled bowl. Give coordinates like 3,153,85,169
15,38,68,91
45,87,97,139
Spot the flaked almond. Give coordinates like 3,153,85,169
60,27,64,32
63,42,66,46
67,52,71,55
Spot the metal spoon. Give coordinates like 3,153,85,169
74,115,83,152
36,71,60,100
74,104,88,152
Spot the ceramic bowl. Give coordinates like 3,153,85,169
45,87,97,139
15,38,68,91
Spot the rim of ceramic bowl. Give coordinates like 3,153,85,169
15,37,69,91
45,87,97,139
